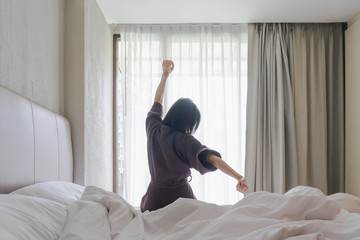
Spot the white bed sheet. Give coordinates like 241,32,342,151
59,185,360,240
2,182,359,239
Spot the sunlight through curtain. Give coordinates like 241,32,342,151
116,24,247,206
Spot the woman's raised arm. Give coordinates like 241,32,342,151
154,60,174,104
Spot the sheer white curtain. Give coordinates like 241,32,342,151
117,24,248,206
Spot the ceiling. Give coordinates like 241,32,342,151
96,0,360,24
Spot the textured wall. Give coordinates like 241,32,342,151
64,0,85,186
1,0,113,190
84,0,113,191
0,0,64,114
64,0,113,190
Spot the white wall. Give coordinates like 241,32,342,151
0,0,113,190
0,0,65,114
345,14,360,198
65,0,113,190
84,0,113,191
64,0,85,186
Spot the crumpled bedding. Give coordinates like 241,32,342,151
59,186,360,240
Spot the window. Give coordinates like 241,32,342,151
114,24,247,206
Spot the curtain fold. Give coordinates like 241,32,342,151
117,24,248,206
246,23,344,195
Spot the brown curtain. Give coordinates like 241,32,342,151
246,23,344,195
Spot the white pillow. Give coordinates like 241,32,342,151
0,194,67,240
10,181,85,206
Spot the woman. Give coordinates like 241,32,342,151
140,60,248,212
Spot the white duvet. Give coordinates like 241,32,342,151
59,186,360,240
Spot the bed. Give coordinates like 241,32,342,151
1,84,360,240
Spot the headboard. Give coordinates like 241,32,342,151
0,85,73,193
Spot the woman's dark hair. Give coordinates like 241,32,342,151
162,98,201,134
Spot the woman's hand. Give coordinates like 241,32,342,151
162,60,174,76
236,177,248,194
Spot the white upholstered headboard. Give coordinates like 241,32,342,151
0,85,73,193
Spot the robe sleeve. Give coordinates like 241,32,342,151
184,135,221,175
146,102,163,136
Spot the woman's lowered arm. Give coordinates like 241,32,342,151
206,154,248,194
